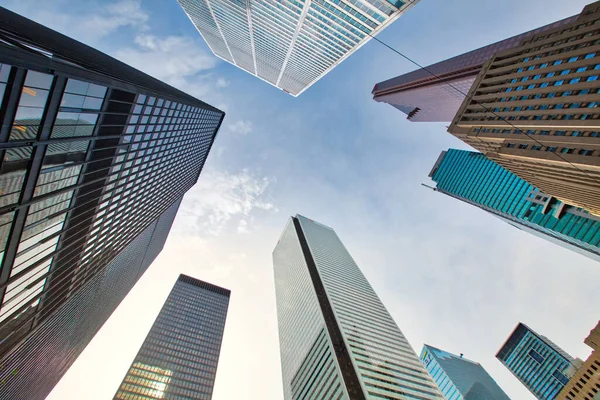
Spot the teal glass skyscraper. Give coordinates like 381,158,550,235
429,149,600,262
497,323,576,400
273,215,444,400
420,345,510,400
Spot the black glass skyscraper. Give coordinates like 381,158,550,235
114,275,230,400
0,7,224,399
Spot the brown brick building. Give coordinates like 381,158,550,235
448,1,600,216
557,321,600,400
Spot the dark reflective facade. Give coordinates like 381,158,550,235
114,275,230,400
0,7,224,399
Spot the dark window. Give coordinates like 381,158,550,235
529,349,544,364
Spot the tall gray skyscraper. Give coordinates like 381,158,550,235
273,214,444,400
114,275,230,400
177,0,421,96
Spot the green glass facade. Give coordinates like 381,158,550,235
429,149,600,262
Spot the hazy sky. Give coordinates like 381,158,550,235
3,0,599,399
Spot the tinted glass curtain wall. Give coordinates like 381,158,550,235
497,323,577,400
429,149,600,263
0,7,224,399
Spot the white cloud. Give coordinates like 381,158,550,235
176,168,276,236
114,34,218,98
216,78,230,88
4,0,149,42
86,0,149,37
228,120,253,135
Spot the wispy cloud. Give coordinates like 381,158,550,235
216,78,230,88
114,34,218,98
176,168,276,236
4,0,149,42
228,120,253,135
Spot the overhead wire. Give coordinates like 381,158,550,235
365,3,600,188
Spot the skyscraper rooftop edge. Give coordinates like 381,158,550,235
0,6,223,114
177,0,422,96
178,274,231,296
422,344,482,366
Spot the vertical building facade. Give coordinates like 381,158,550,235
447,1,600,216
177,0,420,96
420,345,510,400
0,7,224,399
273,214,444,400
371,17,577,122
114,275,230,400
497,323,577,400
428,149,600,263
557,321,600,400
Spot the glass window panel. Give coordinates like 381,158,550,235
18,88,49,108
65,79,90,95
82,96,103,109
0,64,11,82
0,212,15,262
87,83,107,98
24,71,53,89
60,93,85,108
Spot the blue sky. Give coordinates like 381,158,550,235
3,0,599,399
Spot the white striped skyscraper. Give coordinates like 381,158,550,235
177,0,420,96
273,215,444,400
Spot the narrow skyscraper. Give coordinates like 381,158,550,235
497,323,577,400
420,345,510,400
114,275,230,400
428,149,600,263
177,0,420,96
273,214,444,400
0,8,224,399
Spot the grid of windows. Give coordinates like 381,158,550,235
430,149,600,263
0,9,224,398
114,276,230,400
178,0,419,96
448,3,600,218
0,200,181,400
497,323,576,400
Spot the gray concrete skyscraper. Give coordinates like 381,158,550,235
177,0,421,96
273,215,443,400
114,275,230,400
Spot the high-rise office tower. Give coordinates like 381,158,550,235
557,321,600,400
273,214,444,400
420,345,510,400
372,17,576,122
177,0,420,96
0,8,224,400
114,275,230,400
447,1,600,217
428,149,600,263
497,323,577,400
